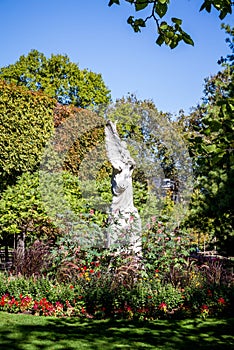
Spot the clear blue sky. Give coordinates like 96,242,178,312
0,0,233,114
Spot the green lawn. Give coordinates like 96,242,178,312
0,312,233,350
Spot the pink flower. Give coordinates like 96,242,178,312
146,223,151,230
151,216,156,223
89,209,94,215
55,301,63,309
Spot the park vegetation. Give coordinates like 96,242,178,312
0,26,233,321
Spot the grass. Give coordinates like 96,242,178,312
0,312,233,350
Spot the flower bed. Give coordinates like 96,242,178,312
0,272,233,320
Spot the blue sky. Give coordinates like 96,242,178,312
0,0,233,114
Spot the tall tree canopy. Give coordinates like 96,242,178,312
0,50,111,108
184,25,234,254
109,0,233,48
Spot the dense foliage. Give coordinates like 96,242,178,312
0,80,55,189
0,50,111,107
184,25,234,255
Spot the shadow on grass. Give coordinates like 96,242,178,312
0,313,233,350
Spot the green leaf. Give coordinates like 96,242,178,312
169,37,179,49
205,144,217,153
219,10,227,20
182,33,194,46
169,41,178,49
127,16,134,25
135,1,148,11
155,2,168,18
200,1,211,13
171,17,182,25
167,31,174,38
108,0,120,6
160,22,168,30
156,34,164,46
135,18,146,27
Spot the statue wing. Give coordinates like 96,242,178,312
105,120,135,170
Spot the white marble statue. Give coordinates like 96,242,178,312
105,120,141,254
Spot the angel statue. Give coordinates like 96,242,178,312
105,120,141,254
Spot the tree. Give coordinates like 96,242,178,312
184,25,234,254
0,50,111,108
0,80,55,190
108,0,233,48
0,172,59,243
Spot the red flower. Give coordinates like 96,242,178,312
218,297,225,305
69,285,74,289
207,289,212,297
201,304,209,310
158,302,167,311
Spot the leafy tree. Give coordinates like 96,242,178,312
0,172,58,242
0,50,111,108
0,80,55,190
184,25,234,254
108,0,233,48
53,104,106,175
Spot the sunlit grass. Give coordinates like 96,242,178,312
0,312,233,349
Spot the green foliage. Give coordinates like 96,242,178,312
0,80,54,187
0,50,111,108
184,25,234,254
108,0,232,48
0,172,58,242
53,105,106,176
142,220,192,286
